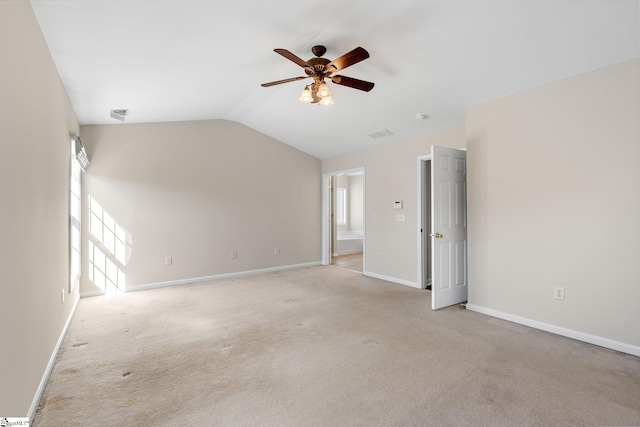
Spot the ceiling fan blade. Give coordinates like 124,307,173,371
274,49,314,71
331,75,375,92
326,47,370,72
261,76,309,87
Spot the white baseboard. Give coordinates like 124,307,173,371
364,271,421,289
80,290,104,298
28,295,80,423
123,261,322,293
466,304,640,358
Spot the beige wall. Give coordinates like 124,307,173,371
79,120,321,292
467,59,640,347
0,0,80,417
322,126,466,284
322,59,640,351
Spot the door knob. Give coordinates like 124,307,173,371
430,232,443,238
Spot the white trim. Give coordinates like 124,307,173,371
466,304,640,358
325,166,366,176
364,271,420,289
125,262,321,293
80,262,322,296
69,135,82,293
80,290,105,298
28,295,80,423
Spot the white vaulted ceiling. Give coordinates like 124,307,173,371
30,0,640,159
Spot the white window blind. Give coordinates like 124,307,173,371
336,187,347,225
73,134,90,171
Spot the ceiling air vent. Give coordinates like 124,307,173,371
110,109,128,121
368,129,394,139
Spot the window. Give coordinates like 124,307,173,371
336,187,347,225
69,137,82,291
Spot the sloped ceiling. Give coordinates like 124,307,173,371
30,0,639,159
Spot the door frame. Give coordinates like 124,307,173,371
416,154,431,290
321,167,366,268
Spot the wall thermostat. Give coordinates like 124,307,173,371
394,201,403,210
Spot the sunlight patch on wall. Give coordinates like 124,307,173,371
89,196,127,294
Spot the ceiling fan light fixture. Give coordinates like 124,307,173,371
319,95,333,106
263,45,373,107
299,86,313,103
317,82,331,97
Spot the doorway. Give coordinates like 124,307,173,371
419,158,433,290
322,167,365,273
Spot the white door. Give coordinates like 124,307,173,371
431,145,467,310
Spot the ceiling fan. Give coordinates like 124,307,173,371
261,45,374,105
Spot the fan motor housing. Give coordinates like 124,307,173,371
305,57,331,76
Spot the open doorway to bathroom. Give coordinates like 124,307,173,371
322,168,365,273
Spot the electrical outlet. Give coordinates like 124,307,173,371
61,289,65,304
274,248,280,255
165,256,172,266
231,251,237,259
554,287,565,300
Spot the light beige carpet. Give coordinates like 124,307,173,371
331,253,363,272
34,266,640,426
